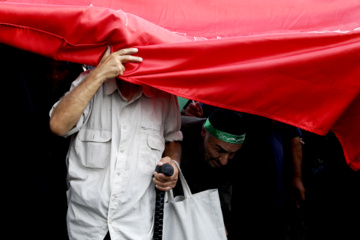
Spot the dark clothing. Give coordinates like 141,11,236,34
239,116,301,204
174,116,235,230
2,44,84,240
2,44,69,239
104,232,111,240
230,115,302,240
300,131,360,240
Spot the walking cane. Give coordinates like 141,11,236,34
153,163,174,240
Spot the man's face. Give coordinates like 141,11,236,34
45,60,69,87
201,128,243,168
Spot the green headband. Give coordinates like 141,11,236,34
204,118,246,144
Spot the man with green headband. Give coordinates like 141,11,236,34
174,108,247,236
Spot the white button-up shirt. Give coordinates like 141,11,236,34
51,71,182,240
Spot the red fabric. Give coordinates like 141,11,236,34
0,0,359,171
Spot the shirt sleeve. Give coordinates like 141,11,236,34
49,70,93,138
164,94,183,142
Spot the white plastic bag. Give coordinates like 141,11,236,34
162,161,227,240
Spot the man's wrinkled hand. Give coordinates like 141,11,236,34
153,157,179,191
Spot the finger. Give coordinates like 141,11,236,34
154,172,169,180
155,184,172,191
120,55,143,64
153,177,176,189
99,45,111,65
189,104,198,110
114,48,143,63
118,65,125,76
300,191,306,201
153,173,165,183
187,109,198,116
115,47,139,56
153,176,174,189
190,104,201,113
154,170,176,183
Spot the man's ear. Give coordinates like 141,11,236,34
201,127,207,139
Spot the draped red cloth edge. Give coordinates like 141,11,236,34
0,0,359,171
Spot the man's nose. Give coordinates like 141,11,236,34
52,70,60,80
219,153,230,166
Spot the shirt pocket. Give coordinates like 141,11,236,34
76,129,112,169
139,126,165,175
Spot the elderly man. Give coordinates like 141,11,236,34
49,46,182,240
174,108,247,236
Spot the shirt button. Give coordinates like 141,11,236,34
123,126,127,129
117,172,120,176
120,149,124,153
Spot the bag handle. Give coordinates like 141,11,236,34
166,160,192,202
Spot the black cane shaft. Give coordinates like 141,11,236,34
154,190,165,240
154,163,174,240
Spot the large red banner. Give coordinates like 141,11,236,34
1,0,359,170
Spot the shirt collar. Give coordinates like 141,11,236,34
104,78,118,95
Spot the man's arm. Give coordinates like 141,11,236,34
153,141,182,191
290,136,305,205
49,47,142,136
